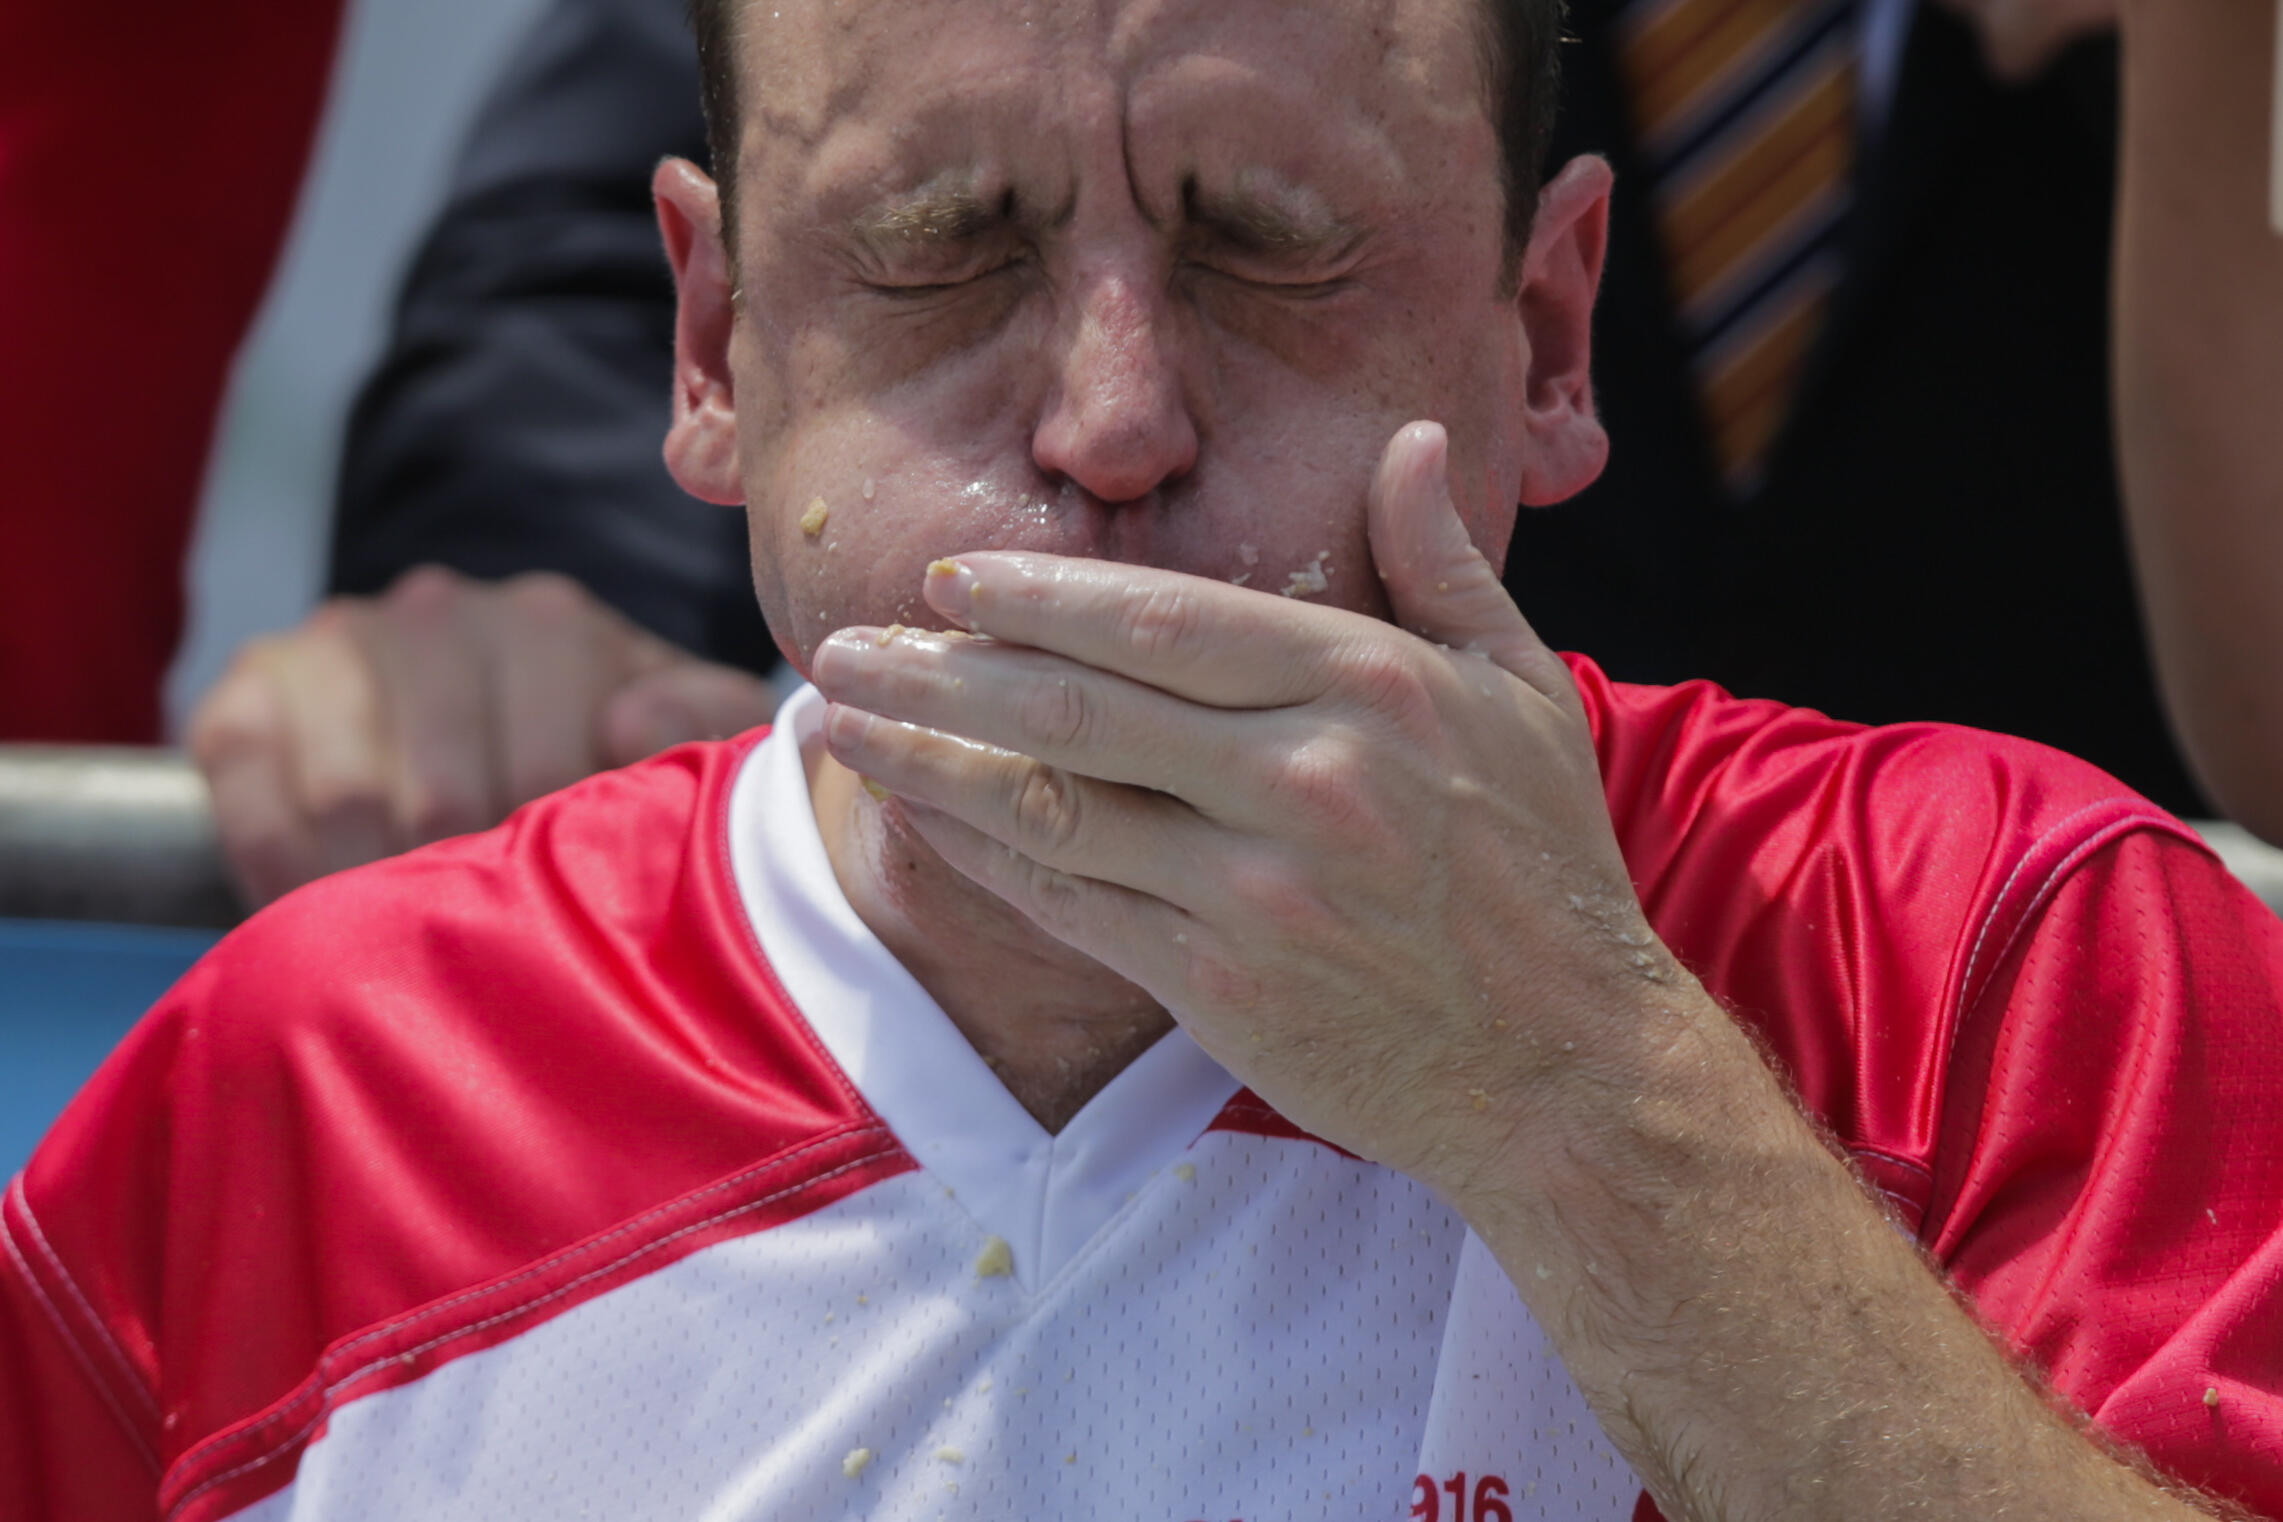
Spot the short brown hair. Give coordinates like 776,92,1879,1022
689,0,1565,261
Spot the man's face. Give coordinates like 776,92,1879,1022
688,0,1566,668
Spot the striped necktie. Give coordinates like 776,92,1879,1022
1616,0,1860,496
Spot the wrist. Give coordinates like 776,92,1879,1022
1432,978,1804,1248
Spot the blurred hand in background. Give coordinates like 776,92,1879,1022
188,566,777,907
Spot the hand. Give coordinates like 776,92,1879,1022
189,566,778,908
809,424,1707,1197
1933,0,2117,82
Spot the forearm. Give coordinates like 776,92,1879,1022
1453,987,2219,1522
2113,0,2283,842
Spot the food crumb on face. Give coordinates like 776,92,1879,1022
801,497,831,537
1468,1088,1488,1111
842,1447,874,1478
1173,1163,1196,1182
1238,542,1260,566
862,477,877,501
1280,551,1332,599
1229,572,1252,587
974,1234,1015,1278
935,1446,965,1464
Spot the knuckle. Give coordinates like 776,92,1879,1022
1016,675,1095,753
1118,582,1206,663
1008,765,1086,857
500,570,592,630
384,564,470,626
1224,855,1332,939
1262,733,1370,827
1333,642,1434,725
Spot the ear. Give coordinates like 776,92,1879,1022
1512,154,1613,508
654,157,745,507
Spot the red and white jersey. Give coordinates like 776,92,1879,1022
7,657,2283,1522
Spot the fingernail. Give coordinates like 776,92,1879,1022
925,558,975,624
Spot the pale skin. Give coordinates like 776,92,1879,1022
187,569,775,906
2112,0,2283,847
652,0,2244,1517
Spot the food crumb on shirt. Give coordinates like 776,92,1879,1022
2206,1387,2223,1409
801,498,831,537
975,1235,1015,1278
936,1446,966,1464
1064,1451,1079,1465
2208,1209,2220,1225
842,1447,874,1478
977,1377,993,1393
945,1481,960,1495
1280,551,1332,599
1174,1163,1196,1182
857,1293,869,1305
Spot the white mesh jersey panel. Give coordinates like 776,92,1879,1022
234,1133,1638,1522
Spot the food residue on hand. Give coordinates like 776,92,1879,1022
861,777,891,802
974,1235,1015,1279
842,1447,874,1478
801,498,831,537
875,623,908,647
1281,551,1332,599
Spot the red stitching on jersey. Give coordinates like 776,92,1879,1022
1,1181,161,1476
163,1139,907,1522
168,1123,896,1484
8,1173,160,1422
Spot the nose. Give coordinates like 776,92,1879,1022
1031,271,1199,506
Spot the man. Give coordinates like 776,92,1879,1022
10,2,2283,1520
190,0,2243,912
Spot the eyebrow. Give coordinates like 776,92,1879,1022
1184,177,1363,260
848,184,1014,255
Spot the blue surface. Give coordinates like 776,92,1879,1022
0,920,219,1177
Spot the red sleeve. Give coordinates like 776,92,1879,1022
1928,828,2283,1515
0,0,342,740
0,973,190,1522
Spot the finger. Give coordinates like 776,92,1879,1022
600,659,780,765
1366,421,1567,698
821,703,1215,906
265,610,400,875
363,568,503,846
889,795,1192,997
810,626,1270,806
186,655,328,907
918,553,1361,710
487,574,618,806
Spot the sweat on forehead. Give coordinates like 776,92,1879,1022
691,0,1565,253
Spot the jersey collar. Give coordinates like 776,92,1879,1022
725,684,1242,1289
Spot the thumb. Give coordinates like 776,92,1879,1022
602,659,780,765
1367,421,1560,691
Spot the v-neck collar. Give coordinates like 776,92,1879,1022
724,684,1242,1290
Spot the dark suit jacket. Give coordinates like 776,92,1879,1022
335,0,2202,813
